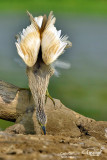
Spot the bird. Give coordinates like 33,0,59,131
15,11,72,135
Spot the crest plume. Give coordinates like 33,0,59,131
40,14,47,34
27,11,40,32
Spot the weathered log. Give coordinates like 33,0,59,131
0,80,107,139
0,80,34,121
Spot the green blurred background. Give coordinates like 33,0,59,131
0,0,107,130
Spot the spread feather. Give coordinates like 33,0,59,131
15,23,40,67
15,11,72,67
41,12,69,65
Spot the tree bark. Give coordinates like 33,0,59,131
0,80,107,139
0,80,34,121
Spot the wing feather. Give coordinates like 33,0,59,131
41,11,69,65
15,23,40,67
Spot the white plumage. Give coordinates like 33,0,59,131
15,23,40,67
41,12,69,65
15,11,72,67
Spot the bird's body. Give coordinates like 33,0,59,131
15,11,72,134
26,54,54,134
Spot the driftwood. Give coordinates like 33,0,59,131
0,80,107,139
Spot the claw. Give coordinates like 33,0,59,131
45,90,55,106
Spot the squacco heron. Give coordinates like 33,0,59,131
15,11,72,135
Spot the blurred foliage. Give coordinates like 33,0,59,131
0,0,107,15
0,119,14,130
49,71,107,121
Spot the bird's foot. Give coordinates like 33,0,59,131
45,90,55,106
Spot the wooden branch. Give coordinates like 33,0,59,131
0,80,34,121
0,80,107,139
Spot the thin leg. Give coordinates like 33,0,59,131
45,89,55,106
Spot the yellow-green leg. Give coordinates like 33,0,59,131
45,89,55,106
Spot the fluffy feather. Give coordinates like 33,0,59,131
52,60,71,77
41,11,69,65
34,16,43,28
15,23,40,67
15,11,72,67
27,11,39,32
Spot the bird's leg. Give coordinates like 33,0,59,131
45,89,55,106
26,59,54,135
